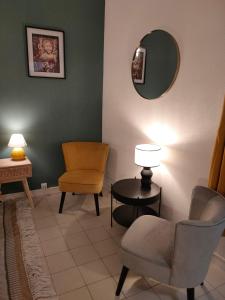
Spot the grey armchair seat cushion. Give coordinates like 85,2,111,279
121,215,175,283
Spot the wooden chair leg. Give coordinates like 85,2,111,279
116,266,129,296
59,192,66,214
99,191,103,197
187,288,194,300
94,193,100,216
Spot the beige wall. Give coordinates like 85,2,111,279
103,0,225,256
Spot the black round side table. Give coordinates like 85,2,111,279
111,178,161,228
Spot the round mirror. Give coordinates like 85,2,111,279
131,29,180,100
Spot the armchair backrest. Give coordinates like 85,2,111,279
62,142,109,172
189,186,224,220
170,186,225,288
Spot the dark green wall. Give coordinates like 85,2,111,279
0,0,105,192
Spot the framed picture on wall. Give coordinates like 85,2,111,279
26,26,65,79
131,47,146,84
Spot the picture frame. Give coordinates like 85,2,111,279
131,47,146,84
26,26,65,79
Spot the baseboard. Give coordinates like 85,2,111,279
0,186,60,201
0,181,111,201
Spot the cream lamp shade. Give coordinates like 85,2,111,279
8,134,27,160
135,144,160,167
135,144,161,190
8,134,27,147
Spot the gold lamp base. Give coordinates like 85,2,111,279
11,147,26,161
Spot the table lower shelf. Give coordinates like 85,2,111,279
112,205,158,228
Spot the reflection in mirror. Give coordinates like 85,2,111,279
131,30,180,100
132,47,146,84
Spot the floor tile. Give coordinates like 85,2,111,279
102,253,122,276
55,213,76,227
81,199,97,210
114,272,150,297
153,284,186,300
38,226,62,242
206,264,225,287
216,283,225,297
79,216,103,230
72,210,90,221
93,238,120,257
78,259,110,284
105,224,126,238
52,267,85,295
47,197,60,209
96,208,111,225
59,220,83,236
65,231,91,250
198,289,225,300
112,234,123,246
99,196,111,208
48,205,59,214
85,226,110,243
34,215,57,230
41,237,67,256
33,207,53,220
46,251,75,274
39,256,50,274
59,286,92,300
195,281,214,297
59,197,83,212
146,282,214,299
126,289,160,300
88,277,123,300
144,277,160,288
70,245,99,266
33,195,50,205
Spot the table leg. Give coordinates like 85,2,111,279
22,178,34,208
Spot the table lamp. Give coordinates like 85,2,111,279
8,134,27,160
135,144,161,190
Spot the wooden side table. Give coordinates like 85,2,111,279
111,178,161,227
0,158,34,208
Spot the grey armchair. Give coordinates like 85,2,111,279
116,186,225,300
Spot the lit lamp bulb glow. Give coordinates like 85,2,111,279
135,144,161,190
8,134,27,161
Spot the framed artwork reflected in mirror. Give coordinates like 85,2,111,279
132,47,146,84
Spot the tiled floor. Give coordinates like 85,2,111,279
30,190,225,300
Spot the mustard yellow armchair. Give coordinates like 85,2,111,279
58,142,109,216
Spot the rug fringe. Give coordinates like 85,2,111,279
16,200,58,300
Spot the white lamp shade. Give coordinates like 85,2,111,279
135,144,161,168
8,134,27,148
